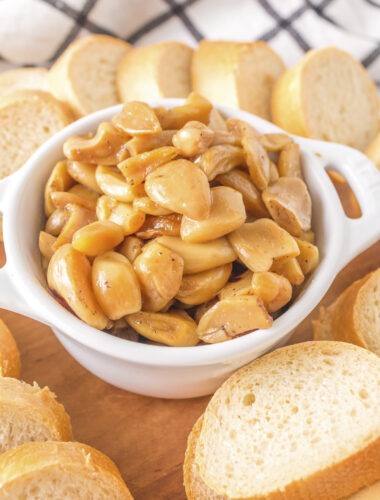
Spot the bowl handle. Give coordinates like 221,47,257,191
299,139,380,269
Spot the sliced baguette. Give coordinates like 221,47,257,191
0,90,73,179
185,415,380,500
0,441,134,499
271,47,380,151
192,40,285,120
0,68,48,97
49,35,131,117
0,318,20,378
117,41,193,102
0,377,72,454
313,269,380,354
365,132,380,170
189,341,380,500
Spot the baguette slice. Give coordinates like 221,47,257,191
185,415,380,500
0,90,73,179
0,68,48,97
365,132,380,170
271,47,380,151
117,41,193,102
190,342,380,500
0,318,20,378
49,35,131,117
0,377,72,454
192,41,285,120
0,441,134,499
314,269,380,354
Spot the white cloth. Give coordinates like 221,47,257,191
0,0,379,86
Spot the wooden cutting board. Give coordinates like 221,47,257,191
0,193,379,499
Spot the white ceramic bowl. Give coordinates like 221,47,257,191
0,100,380,399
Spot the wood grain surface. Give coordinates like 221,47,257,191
0,187,379,500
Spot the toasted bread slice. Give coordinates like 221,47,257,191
185,414,380,500
271,47,380,150
190,342,380,500
0,68,48,97
365,132,380,170
0,377,72,454
192,41,285,120
117,41,193,102
49,35,131,117
0,441,134,499
0,90,73,179
313,269,380,354
0,318,20,378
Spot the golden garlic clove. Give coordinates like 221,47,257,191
72,221,124,256
44,161,74,216
259,133,292,152
95,165,145,202
66,161,102,193
134,241,184,312
45,208,68,236
198,144,245,181
132,196,172,216
295,238,319,275
226,118,259,140
112,101,162,135
118,236,144,262
269,161,280,184
118,146,178,186
136,213,182,239
197,295,273,343
96,195,145,236
47,244,108,330
228,219,299,272
241,133,271,191
215,169,269,218
68,184,100,201
144,159,211,220
278,142,302,178
251,272,292,312
92,251,142,320
218,270,253,300
126,130,176,155
194,298,219,324
63,122,130,164
271,257,304,285
39,231,57,260
157,236,236,274
176,263,232,306
208,108,227,132
298,230,315,244
158,93,212,129
50,191,97,211
262,177,312,236
180,186,246,242
126,310,199,347
53,203,97,250
172,121,214,156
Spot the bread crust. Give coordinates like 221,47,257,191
0,318,20,378
0,441,134,499
365,132,380,170
0,68,48,97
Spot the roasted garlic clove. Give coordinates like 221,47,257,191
96,195,145,235
118,146,178,186
172,121,214,156
278,142,302,178
44,161,74,216
95,165,145,202
50,191,97,211
47,244,108,329
218,270,253,300
158,93,212,129
251,272,292,312
228,219,299,272
68,184,100,201
295,238,319,275
132,196,172,216
134,241,184,312
215,169,269,217
176,263,232,306
66,161,102,193
269,161,280,184
63,122,130,164
126,130,176,155
112,101,162,135
241,133,271,191
226,118,259,140
53,204,97,250
144,159,211,220
259,133,292,152
198,144,245,180
157,236,236,274
45,208,68,236
271,257,304,285
92,251,142,320
180,186,246,242
194,298,218,323
197,295,272,343
262,177,312,236
208,108,227,132
39,231,57,260
126,310,199,347
72,220,124,256
136,213,182,239
118,236,144,262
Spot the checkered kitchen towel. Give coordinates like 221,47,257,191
0,0,379,86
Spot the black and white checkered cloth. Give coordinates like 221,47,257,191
0,0,379,87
